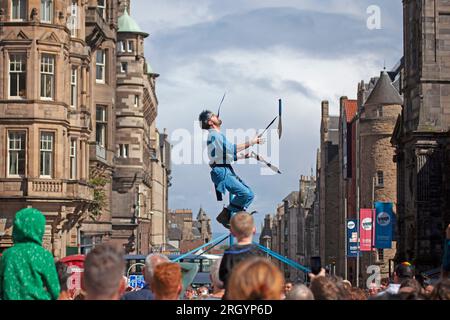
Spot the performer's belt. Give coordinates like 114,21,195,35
210,163,234,202
210,163,232,169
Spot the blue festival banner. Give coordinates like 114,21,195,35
374,202,394,249
347,219,358,257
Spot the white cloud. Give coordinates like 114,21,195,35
129,0,402,233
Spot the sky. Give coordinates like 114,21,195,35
131,0,403,234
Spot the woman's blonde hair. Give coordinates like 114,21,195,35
226,257,284,300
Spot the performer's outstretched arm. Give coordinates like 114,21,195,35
236,136,264,153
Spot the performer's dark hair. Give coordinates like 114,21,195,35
199,110,213,130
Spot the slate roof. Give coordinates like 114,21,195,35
364,71,403,106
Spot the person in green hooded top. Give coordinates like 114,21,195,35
0,207,60,300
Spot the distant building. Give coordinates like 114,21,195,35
297,175,316,272
319,101,342,275
356,71,402,281
167,208,212,253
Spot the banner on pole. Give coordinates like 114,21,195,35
347,219,359,257
374,202,394,249
360,209,374,252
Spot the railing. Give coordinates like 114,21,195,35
96,144,106,159
0,178,93,201
32,180,63,193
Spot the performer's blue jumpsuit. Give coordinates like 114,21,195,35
207,129,254,213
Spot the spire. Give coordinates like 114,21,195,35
364,70,403,106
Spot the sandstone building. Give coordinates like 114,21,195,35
356,71,402,281
0,0,170,257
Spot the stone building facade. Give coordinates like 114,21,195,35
338,97,357,282
297,175,316,269
0,0,170,257
270,203,285,271
392,0,450,272
167,208,212,253
356,70,402,281
110,7,170,255
319,100,342,274
259,213,273,251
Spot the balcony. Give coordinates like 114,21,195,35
0,178,93,202
96,144,106,160
85,7,116,48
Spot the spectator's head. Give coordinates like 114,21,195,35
197,286,209,298
12,208,46,245
380,278,389,290
55,261,70,293
284,282,293,294
230,211,255,241
199,110,221,130
310,276,340,300
349,287,368,300
210,257,224,291
144,253,170,285
334,278,353,299
286,284,314,300
393,262,414,283
226,258,284,300
82,243,126,300
429,279,450,300
399,278,423,295
151,262,182,300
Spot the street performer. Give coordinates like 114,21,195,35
199,110,264,229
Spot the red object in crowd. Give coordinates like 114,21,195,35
60,255,86,296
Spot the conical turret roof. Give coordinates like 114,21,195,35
118,9,149,37
364,70,403,106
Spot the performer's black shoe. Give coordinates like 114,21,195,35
216,207,231,229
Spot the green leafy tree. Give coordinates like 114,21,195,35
88,177,108,220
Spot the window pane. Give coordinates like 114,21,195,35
18,148,26,175
10,74,18,97
96,66,103,80
42,0,53,22
19,73,26,97
128,41,134,52
9,132,26,176
70,139,77,179
12,0,26,20
9,151,18,175
9,54,26,97
40,55,54,98
71,69,77,107
40,132,53,176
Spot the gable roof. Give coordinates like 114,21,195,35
344,99,358,122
